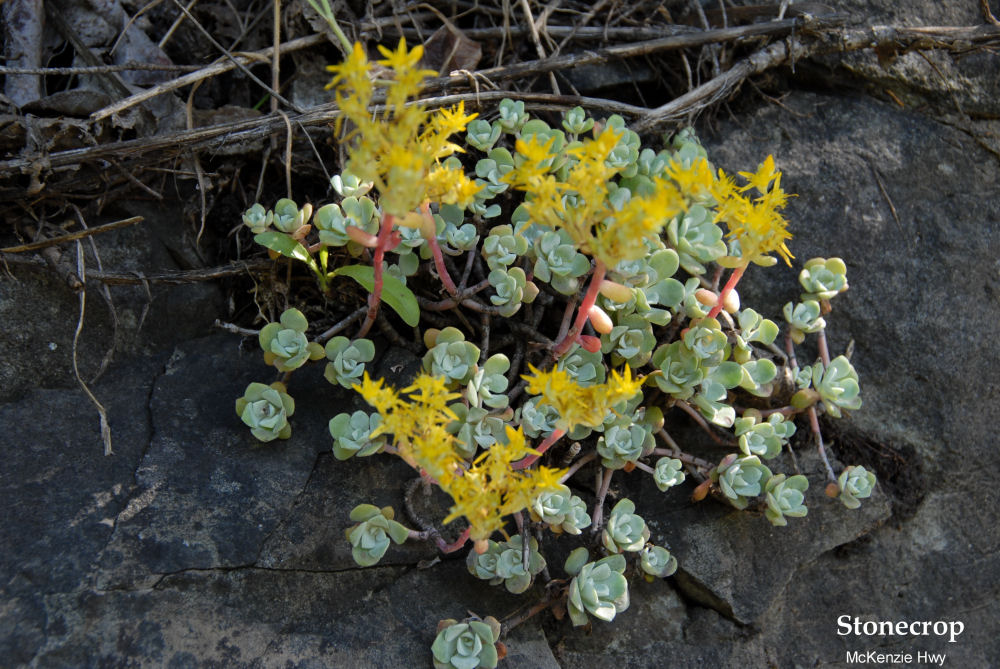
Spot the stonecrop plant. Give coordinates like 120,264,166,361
231,38,874,666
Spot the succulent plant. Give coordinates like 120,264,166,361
515,395,560,439
236,381,294,442
475,148,515,197
466,536,545,594
601,313,657,367
242,203,272,233
466,118,502,152
799,256,848,301
732,308,780,364
313,196,379,250
482,224,528,271
764,474,809,526
423,327,481,387
330,170,373,198
566,553,629,626
488,267,535,317
639,545,678,579
597,423,653,470
556,345,606,386
667,204,728,275
604,115,641,175
738,359,778,398
837,465,877,509
329,410,384,460
345,504,410,567
466,354,512,410
497,98,529,133
601,498,650,553
530,485,592,535
734,413,792,460
272,198,304,234
561,106,595,136
436,204,480,254
447,404,507,459
653,457,686,491
812,355,862,417
650,340,706,400
714,454,773,509
683,317,729,365
324,336,376,389
532,229,591,295
258,308,325,372
431,616,502,669
783,300,826,344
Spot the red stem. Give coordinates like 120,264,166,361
420,202,458,296
356,213,395,338
436,526,471,553
553,261,606,358
512,428,566,470
706,262,748,320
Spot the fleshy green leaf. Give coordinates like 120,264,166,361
254,231,313,266
331,264,420,326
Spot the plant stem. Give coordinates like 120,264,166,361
552,260,606,358
706,261,748,320
650,447,714,470
591,467,614,531
808,405,837,482
817,328,831,367
512,427,566,470
559,451,597,483
436,527,471,553
356,213,395,338
420,202,459,296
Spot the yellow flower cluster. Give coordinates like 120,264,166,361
503,121,793,269
712,155,794,267
503,128,686,269
354,372,564,541
325,39,480,217
522,364,645,431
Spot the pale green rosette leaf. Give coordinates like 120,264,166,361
329,410,384,460
601,498,650,553
530,484,591,535
764,473,809,526
324,336,376,389
812,355,862,417
653,457,686,491
597,423,653,470
838,465,877,509
799,257,848,301
567,554,629,626
431,617,501,669
242,203,272,233
346,504,410,567
713,454,773,510
258,308,324,372
236,382,294,442
639,545,678,579
783,300,826,344
423,327,481,387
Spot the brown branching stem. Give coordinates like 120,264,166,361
809,405,838,482
559,451,596,483
591,467,614,532
674,400,733,445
